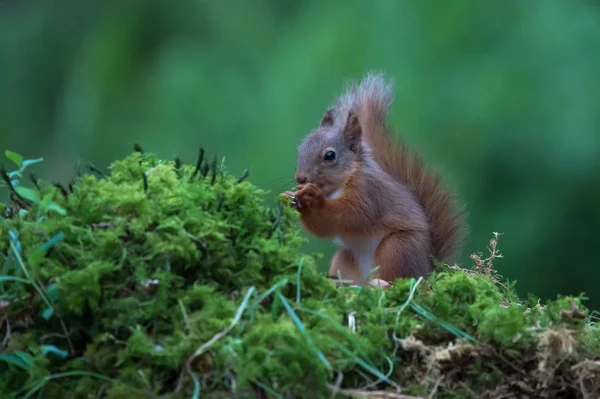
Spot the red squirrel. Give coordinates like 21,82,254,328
282,72,467,288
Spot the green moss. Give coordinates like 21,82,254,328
0,150,598,398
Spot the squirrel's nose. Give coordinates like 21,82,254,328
295,173,308,185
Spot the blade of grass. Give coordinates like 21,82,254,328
361,355,395,390
389,277,422,354
0,276,31,284
190,372,201,399
18,371,115,399
410,303,477,343
176,286,256,393
39,232,64,251
9,240,51,309
331,338,402,392
300,306,402,391
276,290,332,370
384,277,421,314
41,345,68,359
5,151,23,167
0,354,29,370
21,158,44,169
298,307,357,341
253,278,288,308
9,239,75,353
244,278,288,328
296,258,304,304
252,380,284,399
178,299,190,333
185,286,255,368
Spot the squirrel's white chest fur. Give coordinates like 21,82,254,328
333,235,382,280
329,188,383,279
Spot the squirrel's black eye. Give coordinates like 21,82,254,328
324,150,336,161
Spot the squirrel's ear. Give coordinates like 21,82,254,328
320,108,334,127
343,112,362,152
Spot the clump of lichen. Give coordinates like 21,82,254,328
0,150,599,399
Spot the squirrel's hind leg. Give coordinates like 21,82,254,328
328,249,365,286
374,231,432,282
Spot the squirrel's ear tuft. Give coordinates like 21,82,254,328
320,108,334,127
343,111,362,152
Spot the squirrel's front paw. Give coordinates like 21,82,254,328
368,278,391,289
294,183,325,211
280,190,300,210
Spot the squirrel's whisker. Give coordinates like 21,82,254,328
276,179,297,194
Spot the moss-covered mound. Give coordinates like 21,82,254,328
0,150,598,399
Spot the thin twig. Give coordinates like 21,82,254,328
178,299,190,333
390,277,423,354
58,318,75,355
1,318,10,348
458,382,478,399
329,371,344,399
427,377,440,399
489,347,529,378
332,389,424,399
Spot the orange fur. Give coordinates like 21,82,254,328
355,74,467,265
285,72,467,286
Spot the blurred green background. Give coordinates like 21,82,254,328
1,0,599,308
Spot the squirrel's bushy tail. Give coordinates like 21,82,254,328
336,72,467,264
